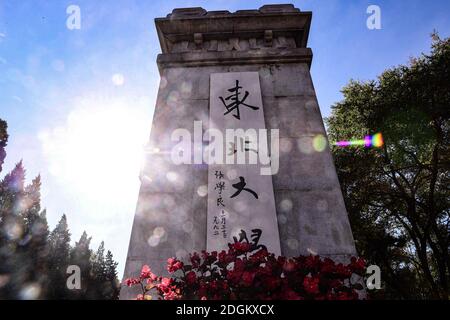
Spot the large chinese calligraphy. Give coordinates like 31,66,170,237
207,72,281,255
219,80,259,120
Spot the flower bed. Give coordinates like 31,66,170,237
125,239,366,300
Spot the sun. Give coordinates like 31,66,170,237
39,95,151,201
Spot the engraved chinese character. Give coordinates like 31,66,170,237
228,137,258,155
215,170,224,179
215,181,225,193
219,80,259,120
230,176,258,199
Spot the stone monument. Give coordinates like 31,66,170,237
120,4,357,299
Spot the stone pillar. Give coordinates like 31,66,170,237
120,4,357,300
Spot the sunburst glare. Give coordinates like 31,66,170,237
38,95,150,201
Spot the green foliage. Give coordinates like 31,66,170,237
0,119,120,300
327,33,450,299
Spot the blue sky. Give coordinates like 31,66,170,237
0,0,449,277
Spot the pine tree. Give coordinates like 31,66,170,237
0,118,121,300
69,231,92,299
22,175,41,229
0,161,27,298
1,160,25,193
17,174,49,299
104,250,120,299
33,210,50,294
92,241,106,280
47,215,71,299
0,161,25,224
0,161,26,247
89,241,110,299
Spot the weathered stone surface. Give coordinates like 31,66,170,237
274,189,355,257
263,96,327,138
120,5,356,300
273,140,342,191
259,4,300,14
156,5,312,54
169,7,207,18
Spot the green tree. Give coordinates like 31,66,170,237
92,241,106,279
19,174,50,298
104,250,120,300
47,215,71,299
0,161,50,299
69,231,92,299
0,119,121,299
0,161,27,299
89,241,107,299
327,34,449,299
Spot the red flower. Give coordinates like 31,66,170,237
229,241,251,253
265,277,280,291
305,255,321,270
283,260,297,273
241,271,255,286
158,277,173,293
198,281,208,298
190,252,201,268
283,289,302,300
167,257,184,273
303,276,320,295
234,258,245,272
202,250,217,264
258,263,273,276
328,279,342,288
320,258,336,274
209,280,219,291
227,270,242,285
124,277,140,287
249,248,269,263
335,263,352,278
161,277,171,286
218,250,235,264
277,256,287,267
334,290,358,300
221,281,229,291
127,237,367,300
140,265,152,279
185,271,197,285
163,289,178,300
349,257,366,274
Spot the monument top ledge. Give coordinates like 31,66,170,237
155,4,312,55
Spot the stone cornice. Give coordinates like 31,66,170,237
154,4,312,58
157,48,313,74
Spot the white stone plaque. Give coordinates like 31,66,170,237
207,72,281,255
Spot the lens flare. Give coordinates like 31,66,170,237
334,133,384,148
